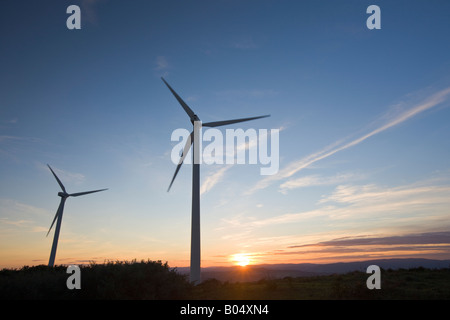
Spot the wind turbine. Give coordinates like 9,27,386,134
46,164,107,267
162,77,269,284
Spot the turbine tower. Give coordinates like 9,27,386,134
162,77,269,284
46,164,107,267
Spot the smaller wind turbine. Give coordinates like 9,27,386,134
46,164,107,267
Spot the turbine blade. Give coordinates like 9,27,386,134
47,164,66,193
161,77,197,121
168,132,193,192
202,115,270,128
47,198,64,237
69,189,108,197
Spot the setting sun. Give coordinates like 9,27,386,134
231,254,251,267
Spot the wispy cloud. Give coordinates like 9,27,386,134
201,166,232,195
0,118,18,128
224,177,450,233
279,172,364,194
247,86,450,194
0,135,46,161
0,218,33,228
154,56,170,77
155,56,169,70
198,125,284,189
290,231,450,248
0,135,42,143
279,231,450,262
0,199,50,235
318,182,450,207
37,163,86,186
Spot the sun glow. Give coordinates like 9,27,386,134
231,253,251,267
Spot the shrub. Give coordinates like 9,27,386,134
0,260,191,300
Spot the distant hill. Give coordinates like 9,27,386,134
175,258,450,282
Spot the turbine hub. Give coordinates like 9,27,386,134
190,114,201,124
58,192,69,198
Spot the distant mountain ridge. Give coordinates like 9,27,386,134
174,258,450,282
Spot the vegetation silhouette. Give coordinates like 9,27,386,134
0,259,189,299
1,260,449,299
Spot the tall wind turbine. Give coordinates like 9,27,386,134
162,77,269,284
46,164,107,267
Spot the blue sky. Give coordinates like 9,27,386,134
1,0,450,268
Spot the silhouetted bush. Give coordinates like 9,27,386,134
0,260,191,299
2,263,449,299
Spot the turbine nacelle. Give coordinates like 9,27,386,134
58,191,69,198
190,115,201,125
